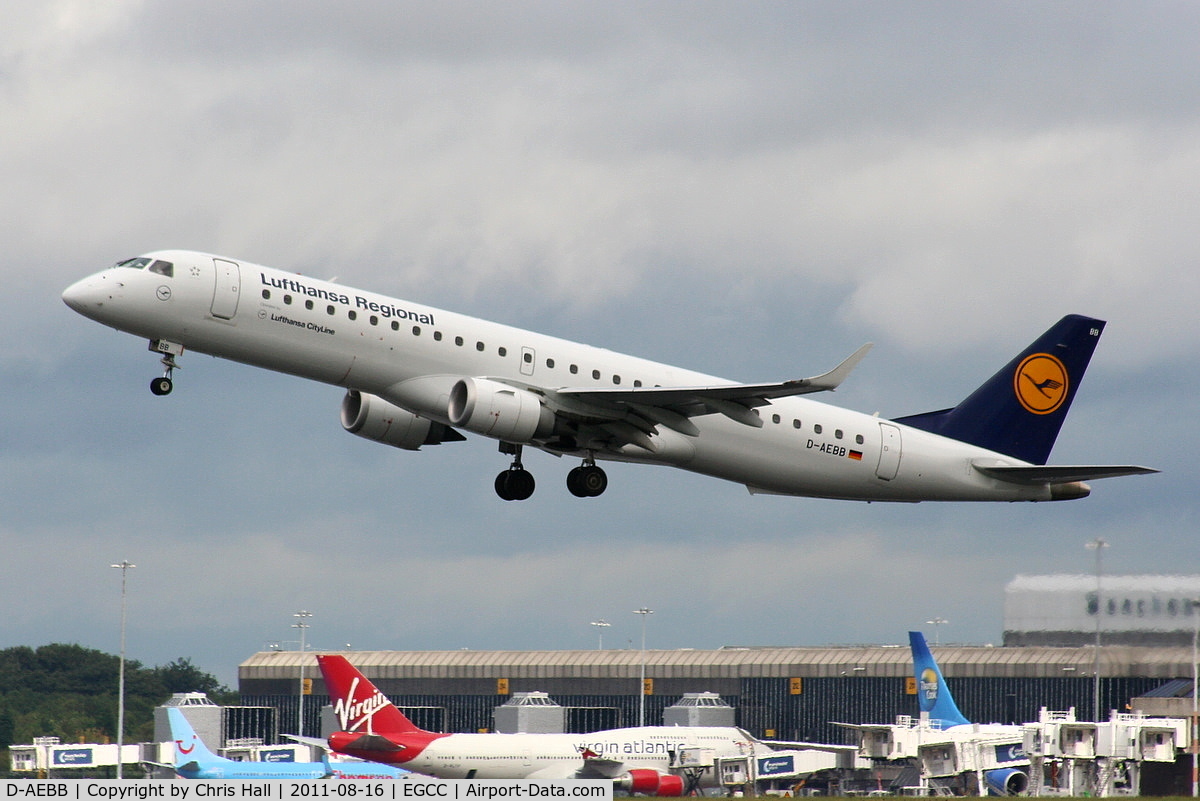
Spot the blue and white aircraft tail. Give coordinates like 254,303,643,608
910,631,971,729
166,707,331,779
909,632,1028,796
165,706,407,780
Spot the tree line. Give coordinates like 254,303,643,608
0,643,236,748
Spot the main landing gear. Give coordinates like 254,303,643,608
495,444,536,501
566,456,607,498
493,444,608,501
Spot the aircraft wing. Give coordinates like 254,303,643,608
759,739,860,753
575,757,632,779
550,343,873,431
972,463,1160,484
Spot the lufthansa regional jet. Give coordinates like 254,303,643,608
62,251,1155,501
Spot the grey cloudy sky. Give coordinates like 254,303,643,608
3,2,1197,687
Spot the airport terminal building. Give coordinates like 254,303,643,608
237,642,1197,744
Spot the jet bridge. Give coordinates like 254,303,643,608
1024,708,1186,797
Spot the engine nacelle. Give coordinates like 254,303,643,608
985,768,1028,796
447,378,554,443
616,769,684,796
341,390,464,450
654,775,684,796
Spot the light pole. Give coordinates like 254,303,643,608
293,610,313,737
926,617,949,646
590,619,611,650
1190,598,1199,797
110,561,135,779
633,607,653,727
1086,538,1108,721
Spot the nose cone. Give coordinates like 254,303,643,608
62,272,116,320
61,277,92,312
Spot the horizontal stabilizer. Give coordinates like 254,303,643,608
973,462,1159,485
340,732,406,753
285,734,331,752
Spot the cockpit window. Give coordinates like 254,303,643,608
148,260,174,277
115,257,152,270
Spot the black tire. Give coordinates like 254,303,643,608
150,376,173,396
580,465,608,497
566,466,589,497
496,469,535,501
510,469,535,500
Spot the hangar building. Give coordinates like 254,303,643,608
1004,574,1200,647
238,643,1196,744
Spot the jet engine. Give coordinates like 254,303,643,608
616,769,685,797
447,378,554,443
341,390,464,450
984,768,1028,796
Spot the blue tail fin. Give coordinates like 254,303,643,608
166,706,221,767
894,315,1105,464
910,631,970,728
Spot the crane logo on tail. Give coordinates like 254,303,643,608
1014,353,1068,415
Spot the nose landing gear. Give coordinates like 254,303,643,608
150,354,178,396
147,340,185,396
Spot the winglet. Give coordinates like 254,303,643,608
799,343,873,392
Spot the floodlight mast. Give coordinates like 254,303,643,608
110,560,135,780
634,607,653,727
293,610,313,737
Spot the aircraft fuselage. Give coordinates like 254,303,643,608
62,250,1112,502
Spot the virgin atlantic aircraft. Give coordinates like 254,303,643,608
317,654,822,795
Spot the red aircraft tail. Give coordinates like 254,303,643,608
317,654,424,735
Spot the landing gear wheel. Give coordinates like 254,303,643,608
495,468,535,501
567,464,607,497
151,349,180,396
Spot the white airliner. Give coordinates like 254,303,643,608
316,653,836,795
62,251,1155,501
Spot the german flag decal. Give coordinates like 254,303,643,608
848,450,863,461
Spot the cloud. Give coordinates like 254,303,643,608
0,1,1193,688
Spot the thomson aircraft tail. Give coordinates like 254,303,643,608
165,706,333,780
